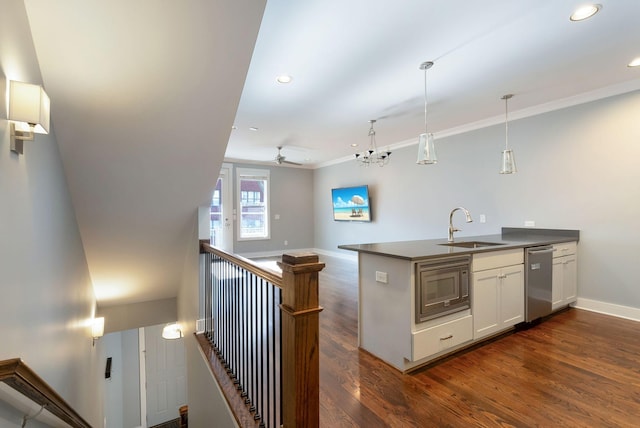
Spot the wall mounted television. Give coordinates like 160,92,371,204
331,185,371,222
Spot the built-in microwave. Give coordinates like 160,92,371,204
415,255,470,323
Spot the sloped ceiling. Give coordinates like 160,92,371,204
24,0,266,306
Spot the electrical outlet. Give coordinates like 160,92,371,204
525,220,535,227
375,271,388,284
284,240,288,246
479,214,486,223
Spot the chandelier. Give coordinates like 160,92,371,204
355,119,391,167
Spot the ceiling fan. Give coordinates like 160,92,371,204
274,146,302,166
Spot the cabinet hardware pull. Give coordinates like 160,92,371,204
440,335,453,341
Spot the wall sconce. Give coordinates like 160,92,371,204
7,80,51,155
162,323,183,340
92,317,105,347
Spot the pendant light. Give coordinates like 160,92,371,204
417,61,437,165
355,119,391,167
499,94,517,174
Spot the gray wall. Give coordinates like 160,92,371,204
314,90,640,310
98,298,178,334
0,1,102,426
103,332,125,428
232,163,315,255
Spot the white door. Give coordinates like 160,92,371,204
210,164,233,252
144,324,187,427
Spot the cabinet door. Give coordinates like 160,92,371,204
500,264,524,328
552,257,564,310
552,255,577,310
472,268,500,340
561,255,577,303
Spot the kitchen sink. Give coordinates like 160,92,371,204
438,241,506,248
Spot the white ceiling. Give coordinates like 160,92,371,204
19,0,640,308
226,0,640,167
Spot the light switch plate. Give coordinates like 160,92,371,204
375,271,388,283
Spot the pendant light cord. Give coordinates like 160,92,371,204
502,94,513,150
505,96,509,150
424,67,428,134
419,61,433,136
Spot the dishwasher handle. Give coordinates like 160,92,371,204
527,246,554,255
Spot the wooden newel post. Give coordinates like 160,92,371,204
278,253,325,428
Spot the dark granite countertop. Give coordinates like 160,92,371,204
337,228,580,261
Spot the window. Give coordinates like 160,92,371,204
210,179,222,243
237,168,270,240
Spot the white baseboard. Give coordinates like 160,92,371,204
574,298,640,322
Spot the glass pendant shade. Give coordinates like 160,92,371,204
417,132,437,164
500,149,517,174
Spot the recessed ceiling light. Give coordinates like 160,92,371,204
276,75,292,84
350,143,358,147
628,57,640,67
231,125,237,130
570,4,601,21
249,127,258,131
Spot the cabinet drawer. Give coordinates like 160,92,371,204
553,241,577,257
472,249,523,272
411,315,472,361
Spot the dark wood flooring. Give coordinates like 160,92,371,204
316,254,640,427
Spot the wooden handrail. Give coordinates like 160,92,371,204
0,358,92,428
200,241,283,287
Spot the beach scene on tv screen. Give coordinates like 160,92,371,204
332,186,370,221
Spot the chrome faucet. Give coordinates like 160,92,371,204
448,207,473,242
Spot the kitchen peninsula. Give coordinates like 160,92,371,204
338,227,579,372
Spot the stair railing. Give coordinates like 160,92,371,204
199,242,324,428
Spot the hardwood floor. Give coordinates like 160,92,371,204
316,254,640,427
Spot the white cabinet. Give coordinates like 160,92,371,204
552,241,577,311
472,249,524,340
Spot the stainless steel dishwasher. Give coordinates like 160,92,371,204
525,245,554,322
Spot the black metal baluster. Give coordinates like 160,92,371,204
233,266,241,388
204,253,209,338
206,254,211,339
251,274,257,413
215,255,220,345
255,277,263,423
241,272,248,402
239,270,244,389
264,281,273,426
277,285,283,427
223,260,230,368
